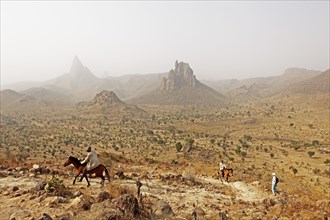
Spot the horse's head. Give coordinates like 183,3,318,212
63,156,76,167
228,168,233,176
63,157,72,167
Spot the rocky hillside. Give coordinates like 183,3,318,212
77,90,147,118
0,89,47,114
129,61,228,106
203,68,322,101
290,69,330,94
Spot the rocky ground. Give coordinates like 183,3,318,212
1,163,328,220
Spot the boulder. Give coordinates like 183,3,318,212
115,194,140,217
70,195,91,210
152,200,174,216
97,191,111,202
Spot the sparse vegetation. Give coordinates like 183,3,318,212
0,87,329,219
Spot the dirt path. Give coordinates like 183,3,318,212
199,176,267,202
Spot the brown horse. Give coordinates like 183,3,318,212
224,168,233,182
218,168,234,182
63,156,110,187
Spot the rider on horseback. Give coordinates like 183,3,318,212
79,146,100,181
219,160,226,178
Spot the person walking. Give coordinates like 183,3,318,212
272,172,278,195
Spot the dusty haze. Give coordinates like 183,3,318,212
1,1,329,85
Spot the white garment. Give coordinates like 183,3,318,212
220,162,226,170
81,150,101,171
272,175,277,185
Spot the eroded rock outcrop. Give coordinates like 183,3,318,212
161,60,198,90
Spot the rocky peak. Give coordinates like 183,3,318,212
70,56,84,75
68,56,98,89
161,61,198,90
92,90,123,105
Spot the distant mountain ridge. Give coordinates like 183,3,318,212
202,67,322,101
289,69,329,94
0,89,47,114
1,57,328,105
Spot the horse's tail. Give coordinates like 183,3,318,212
102,165,110,182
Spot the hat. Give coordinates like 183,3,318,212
87,147,91,152
272,172,276,176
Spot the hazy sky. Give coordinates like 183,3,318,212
1,1,329,85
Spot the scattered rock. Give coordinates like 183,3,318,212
115,170,125,179
269,203,283,217
152,200,174,216
47,196,66,206
195,207,206,218
17,167,29,172
115,194,140,217
316,199,330,209
30,181,46,193
71,195,83,206
70,195,91,210
38,213,52,220
0,171,7,177
0,164,8,170
10,209,32,220
33,164,40,169
12,186,19,192
97,191,110,202
73,191,83,198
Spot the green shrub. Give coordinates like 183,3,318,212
324,159,330,164
175,142,183,152
240,151,247,157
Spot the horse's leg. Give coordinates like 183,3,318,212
100,175,105,187
79,168,87,182
78,172,84,182
219,170,223,182
73,174,80,185
85,174,90,187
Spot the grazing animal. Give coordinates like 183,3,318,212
63,156,110,187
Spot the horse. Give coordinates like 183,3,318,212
63,156,110,187
218,168,234,182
